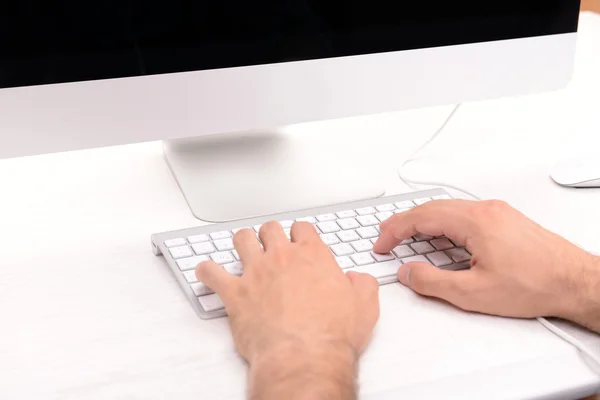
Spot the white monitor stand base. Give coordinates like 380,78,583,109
164,130,386,222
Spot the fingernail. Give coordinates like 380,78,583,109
397,265,411,287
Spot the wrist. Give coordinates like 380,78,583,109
250,340,358,400
559,254,600,332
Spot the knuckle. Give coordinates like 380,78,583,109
486,199,509,211
271,247,290,265
469,199,509,221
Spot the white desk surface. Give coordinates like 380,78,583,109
1,12,600,400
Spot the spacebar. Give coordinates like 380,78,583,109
347,260,402,279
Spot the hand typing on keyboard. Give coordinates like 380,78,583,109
375,199,600,333
195,221,380,399
155,191,600,399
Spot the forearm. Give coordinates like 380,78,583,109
249,341,358,400
561,255,600,333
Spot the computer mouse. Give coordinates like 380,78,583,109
550,156,600,188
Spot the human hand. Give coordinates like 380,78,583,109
374,200,600,332
196,221,380,399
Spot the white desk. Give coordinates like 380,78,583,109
1,12,600,400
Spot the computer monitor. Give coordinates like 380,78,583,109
0,2,580,221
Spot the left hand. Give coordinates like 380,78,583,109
195,221,380,375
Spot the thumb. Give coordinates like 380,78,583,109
398,262,480,308
347,271,380,316
195,261,238,304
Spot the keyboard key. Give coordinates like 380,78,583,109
232,228,250,235
191,282,214,296
431,238,454,251
336,256,354,269
445,248,472,263
440,262,471,271
331,243,354,256
401,237,414,245
375,212,394,222
192,242,215,255
232,250,240,261
414,233,434,241
317,213,337,222
375,225,381,233
183,270,198,283
394,200,415,209
176,255,210,271
427,251,453,267
165,238,186,248
400,255,429,264
392,245,415,258
351,253,375,266
337,230,360,243
394,208,412,214
198,293,225,312
356,207,377,215
321,234,340,246
337,218,360,230
297,216,317,223
169,246,193,259
350,259,402,278
411,242,435,255
432,194,452,200
279,220,294,229
213,239,234,251
371,252,395,262
414,197,432,205
351,240,373,253
370,238,378,244
224,262,243,276
211,251,235,264
254,225,262,232
318,221,340,233
450,238,465,247
336,210,356,219
284,228,291,240
357,215,379,227
357,226,379,239
376,204,395,212
210,231,232,240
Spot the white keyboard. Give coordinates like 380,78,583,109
152,189,471,320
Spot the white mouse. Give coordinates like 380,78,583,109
550,155,600,188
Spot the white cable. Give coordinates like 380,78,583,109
398,103,600,375
537,317,600,375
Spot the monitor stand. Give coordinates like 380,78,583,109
164,129,386,222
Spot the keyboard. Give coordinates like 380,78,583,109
151,189,472,320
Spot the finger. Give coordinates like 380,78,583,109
259,221,289,250
290,221,320,245
195,261,239,306
397,261,482,310
374,200,474,254
233,228,263,263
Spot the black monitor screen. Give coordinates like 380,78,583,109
0,1,580,89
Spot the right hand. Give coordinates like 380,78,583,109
373,199,600,331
